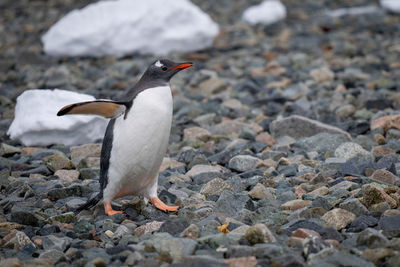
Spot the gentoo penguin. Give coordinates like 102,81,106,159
57,59,192,216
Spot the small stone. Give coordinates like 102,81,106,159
180,224,199,240
228,155,260,172
43,153,74,172
270,115,351,140
374,133,386,145
370,202,391,213
104,230,114,238
255,132,275,146
371,146,395,157
357,228,389,248
54,169,80,182
336,104,355,120
134,221,164,237
294,186,306,198
224,256,257,267
248,183,273,200
292,228,321,239
308,186,329,196
245,224,276,245
371,169,397,185
339,198,368,216
281,199,312,211
334,142,373,161
39,249,65,263
90,258,106,267
348,215,379,232
0,231,35,250
0,258,21,267
363,184,397,209
200,178,233,197
371,114,400,132
321,208,356,230
159,157,185,172
49,212,77,223
198,77,227,95
183,127,211,142
0,143,21,157
383,209,400,217
159,237,197,262
310,67,334,83
361,248,395,264
70,143,101,162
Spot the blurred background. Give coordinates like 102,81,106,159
0,0,399,144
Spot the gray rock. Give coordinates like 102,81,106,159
339,198,368,216
357,228,389,248
270,115,351,140
334,142,373,161
228,155,259,172
294,133,351,154
10,207,39,226
215,191,255,217
42,235,71,251
82,247,111,264
159,238,197,262
200,178,233,197
74,219,94,234
39,249,65,263
309,250,375,267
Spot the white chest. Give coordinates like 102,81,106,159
105,86,173,197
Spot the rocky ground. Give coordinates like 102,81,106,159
1,0,400,266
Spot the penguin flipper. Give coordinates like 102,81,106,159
57,100,127,119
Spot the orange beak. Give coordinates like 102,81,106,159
170,62,193,71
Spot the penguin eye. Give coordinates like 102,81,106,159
161,66,168,71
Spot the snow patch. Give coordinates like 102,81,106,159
242,1,286,26
7,89,108,146
381,0,400,13
42,0,219,57
326,5,380,17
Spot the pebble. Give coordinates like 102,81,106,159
1,1,400,265
321,208,356,230
281,200,312,211
228,155,260,172
54,169,80,182
370,169,397,184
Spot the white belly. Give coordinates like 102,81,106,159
103,86,172,202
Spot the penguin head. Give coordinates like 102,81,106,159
143,59,193,83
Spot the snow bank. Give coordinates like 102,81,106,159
381,0,400,13
8,89,108,146
242,0,286,25
42,0,219,57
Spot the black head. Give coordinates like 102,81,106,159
140,59,193,86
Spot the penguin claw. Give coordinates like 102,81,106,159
104,202,123,216
150,197,179,212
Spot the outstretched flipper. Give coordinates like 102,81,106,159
57,100,128,118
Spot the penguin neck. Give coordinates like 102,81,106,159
125,75,169,102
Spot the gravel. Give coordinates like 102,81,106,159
1,0,400,266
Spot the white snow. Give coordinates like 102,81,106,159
327,5,380,17
381,0,400,13
7,89,108,146
242,0,286,25
41,0,219,57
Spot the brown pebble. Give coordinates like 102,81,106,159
371,169,397,185
292,228,321,239
374,133,386,145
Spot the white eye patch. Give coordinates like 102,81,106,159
155,60,163,68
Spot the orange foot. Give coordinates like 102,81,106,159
104,202,123,216
150,197,179,212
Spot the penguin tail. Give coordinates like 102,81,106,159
74,192,103,214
